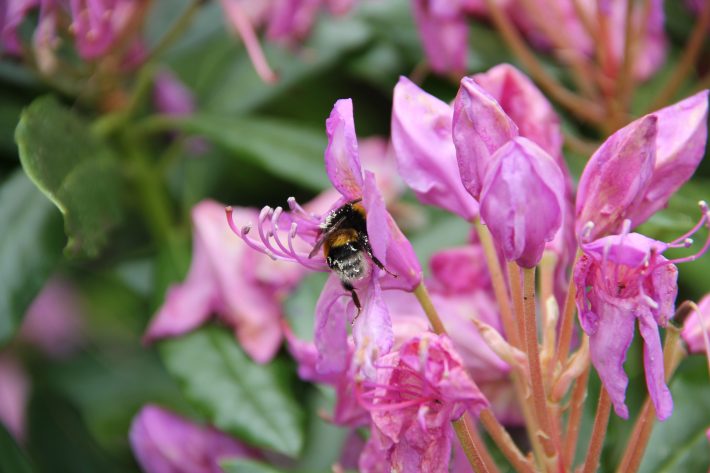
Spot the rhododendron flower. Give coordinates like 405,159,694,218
146,200,303,364
358,334,489,473
227,99,421,374
2,0,144,62
391,76,479,220
576,90,709,240
681,294,710,354
130,405,259,473
453,76,566,267
574,207,710,420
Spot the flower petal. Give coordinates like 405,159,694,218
362,171,422,291
315,275,350,374
353,279,393,378
588,298,635,419
637,311,673,421
453,77,518,199
129,405,256,473
627,90,709,226
411,0,468,75
576,115,657,239
391,77,479,219
325,98,364,200
473,64,563,162
479,137,563,268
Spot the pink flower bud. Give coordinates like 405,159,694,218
480,137,565,268
576,115,658,239
453,77,518,200
472,64,563,163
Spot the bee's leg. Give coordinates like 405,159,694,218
342,281,362,322
361,236,398,278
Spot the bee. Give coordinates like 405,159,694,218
309,199,394,314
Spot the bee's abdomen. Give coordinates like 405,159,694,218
327,243,368,282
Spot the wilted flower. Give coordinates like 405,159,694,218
146,200,303,364
574,206,710,420
576,90,709,240
681,294,710,354
357,333,489,473
130,405,258,473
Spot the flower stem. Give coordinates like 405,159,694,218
473,220,519,349
508,262,526,350
555,249,582,368
615,320,686,473
473,221,546,468
413,283,498,473
521,266,559,463
413,283,446,336
480,0,605,124
649,0,710,110
480,409,535,473
580,387,612,473
563,364,590,471
453,414,497,473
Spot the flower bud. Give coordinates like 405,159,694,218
480,137,564,268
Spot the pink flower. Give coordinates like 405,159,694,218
227,99,421,374
453,76,518,201
357,334,489,473
129,405,258,473
411,0,469,75
479,137,565,268
681,294,710,354
69,0,137,60
153,70,196,117
219,0,356,83
391,76,479,220
20,276,84,358
146,200,303,364
574,207,710,420
0,355,29,442
576,91,709,240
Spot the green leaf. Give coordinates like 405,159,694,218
170,115,330,191
638,356,710,473
0,423,34,473
160,326,305,456
220,459,285,473
0,170,63,346
15,95,123,258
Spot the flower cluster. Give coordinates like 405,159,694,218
137,63,709,472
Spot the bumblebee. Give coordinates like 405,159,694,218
309,199,392,314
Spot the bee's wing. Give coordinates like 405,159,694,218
308,215,348,259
